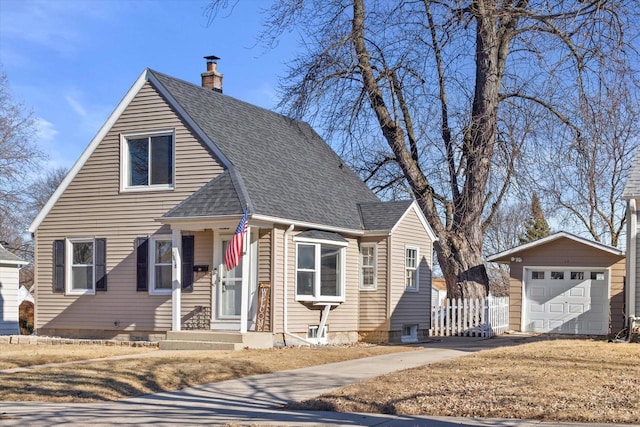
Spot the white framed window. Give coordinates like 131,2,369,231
294,239,347,303
307,324,328,340
405,246,419,291
401,324,418,343
360,243,377,290
66,238,95,295
121,130,174,191
531,271,545,280
149,235,172,295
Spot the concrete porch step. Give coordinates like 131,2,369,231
160,330,273,350
159,340,241,351
166,330,244,343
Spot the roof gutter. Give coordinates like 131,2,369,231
251,214,364,236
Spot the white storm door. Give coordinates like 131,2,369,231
218,239,243,318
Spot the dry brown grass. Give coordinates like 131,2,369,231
291,339,640,424
0,344,155,370
0,344,414,402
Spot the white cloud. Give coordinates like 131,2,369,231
65,95,87,117
34,117,58,145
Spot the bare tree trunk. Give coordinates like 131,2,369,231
212,0,635,299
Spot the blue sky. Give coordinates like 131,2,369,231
0,0,297,171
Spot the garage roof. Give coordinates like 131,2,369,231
486,231,624,262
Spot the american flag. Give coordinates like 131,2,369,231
224,210,248,271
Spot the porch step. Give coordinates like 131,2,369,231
159,340,240,351
159,330,273,350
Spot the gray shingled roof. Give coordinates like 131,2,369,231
295,230,348,242
0,244,26,264
358,200,412,231
151,70,380,230
164,170,244,217
623,148,640,199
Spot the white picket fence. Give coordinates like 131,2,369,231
430,296,509,337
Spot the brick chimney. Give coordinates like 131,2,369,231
201,55,223,93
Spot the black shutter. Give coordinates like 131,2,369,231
53,240,65,293
181,235,194,291
95,238,107,291
136,237,148,291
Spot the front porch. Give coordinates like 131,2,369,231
162,220,274,347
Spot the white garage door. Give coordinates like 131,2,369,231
524,268,609,335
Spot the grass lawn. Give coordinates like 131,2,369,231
0,345,154,370
0,344,415,402
290,339,640,424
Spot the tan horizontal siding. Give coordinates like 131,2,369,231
389,208,433,331
285,232,360,335
358,236,389,331
506,238,625,333
181,230,213,328
271,226,284,334
35,81,223,334
258,228,272,331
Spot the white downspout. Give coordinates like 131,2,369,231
283,224,315,346
628,199,637,330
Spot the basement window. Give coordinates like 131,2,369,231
401,324,418,343
307,324,328,340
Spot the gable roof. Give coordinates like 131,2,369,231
150,70,379,231
29,68,421,234
623,147,640,199
0,244,28,266
164,169,245,218
358,200,412,231
486,231,624,262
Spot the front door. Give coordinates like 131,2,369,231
218,238,243,318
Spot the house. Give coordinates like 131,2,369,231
622,154,640,334
28,59,436,347
431,278,446,307
487,232,625,336
0,244,28,335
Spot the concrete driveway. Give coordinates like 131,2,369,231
0,335,628,426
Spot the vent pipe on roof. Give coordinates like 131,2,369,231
202,55,223,93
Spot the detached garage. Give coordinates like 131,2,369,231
487,232,625,336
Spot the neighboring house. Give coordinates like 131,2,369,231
29,59,436,347
622,155,640,333
0,244,28,335
431,278,447,307
487,232,625,336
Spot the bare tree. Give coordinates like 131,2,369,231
29,167,67,214
530,65,639,247
0,69,43,254
207,0,636,298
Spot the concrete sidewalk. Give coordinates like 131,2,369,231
0,335,627,426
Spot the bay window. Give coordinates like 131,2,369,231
295,238,346,302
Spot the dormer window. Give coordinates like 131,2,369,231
121,130,174,191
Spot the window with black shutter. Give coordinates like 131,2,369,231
182,235,194,291
136,237,149,291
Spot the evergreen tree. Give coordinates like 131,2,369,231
519,194,551,244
